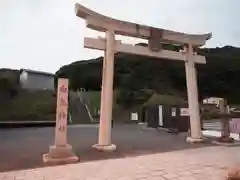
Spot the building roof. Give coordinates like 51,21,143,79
20,69,54,77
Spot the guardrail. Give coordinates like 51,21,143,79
77,91,95,123
0,121,55,128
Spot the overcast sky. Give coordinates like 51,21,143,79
0,0,239,73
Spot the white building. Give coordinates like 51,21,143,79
203,97,224,106
19,69,55,91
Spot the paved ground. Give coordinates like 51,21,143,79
0,146,239,180
0,124,214,172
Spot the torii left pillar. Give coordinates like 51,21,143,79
43,78,79,164
92,29,116,151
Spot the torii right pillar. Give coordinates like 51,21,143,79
185,44,204,143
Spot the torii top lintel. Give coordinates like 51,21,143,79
75,3,212,47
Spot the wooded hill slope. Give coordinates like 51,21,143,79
56,45,240,107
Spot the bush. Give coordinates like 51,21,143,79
143,93,185,106
0,90,56,121
116,88,153,108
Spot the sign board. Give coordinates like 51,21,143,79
148,28,163,52
158,105,163,126
55,78,69,146
131,112,138,121
180,108,190,116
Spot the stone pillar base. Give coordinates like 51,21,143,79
92,144,116,152
212,140,236,146
186,136,204,143
228,168,240,180
217,136,234,143
43,144,79,165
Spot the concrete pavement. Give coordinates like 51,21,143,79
0,146,239,180
0,124,215,172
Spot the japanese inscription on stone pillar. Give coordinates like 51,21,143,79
55,78,69,146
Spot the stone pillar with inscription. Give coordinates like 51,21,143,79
43,78,79,164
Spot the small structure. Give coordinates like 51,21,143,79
43,78,79,164
203,97,224,107
19,69,54,91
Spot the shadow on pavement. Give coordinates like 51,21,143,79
0,124,215,172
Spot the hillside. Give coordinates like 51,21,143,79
55,45,240,107
0,69,92,123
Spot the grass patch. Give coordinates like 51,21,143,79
81,91,101,118
81,90,122,118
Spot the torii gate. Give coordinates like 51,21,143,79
75,3,212,151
